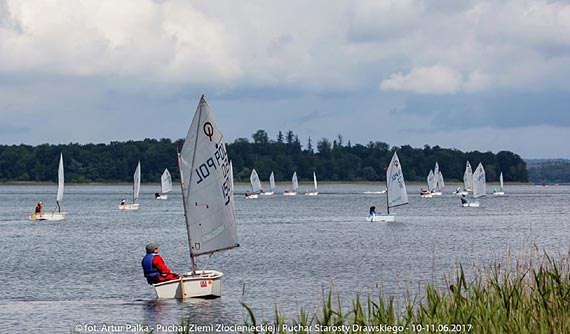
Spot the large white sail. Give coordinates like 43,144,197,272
313,171,318,191
472,162,486,198
179,95,238,258
56,153,64,210
269,172,275,192
464,161,473,190
499,172,504,191
387,152,408,209
438,171,445,190
161,168,172,194
292,172,298,191
250,169,262,193
133,161,141,203
427,170,435,191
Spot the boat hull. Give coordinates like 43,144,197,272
245,194,258,199
366,214,396,222
155,195,168,200
420,193,433,198
454,191,468,196
493,192,505,196
431,191,442,196
153,270,223,299
29,212,66,221
119,204,140,210
462,202,480,207
304,191,318,196
261,192,274,196
283,192,297,196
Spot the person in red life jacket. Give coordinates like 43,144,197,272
141,243,180,285
35,201,43,213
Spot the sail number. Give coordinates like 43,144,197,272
391,171,405,188
194,143,233,205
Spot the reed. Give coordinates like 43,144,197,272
241,252,570,334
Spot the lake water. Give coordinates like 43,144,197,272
1,183,569,333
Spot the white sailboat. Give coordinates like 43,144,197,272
493,172,505,196
155,168,172,200
304,171,318,196
462,162,485,207
246,169,261,199
455,161,471,195
431,162,443,195
152,95,238,299
283,171,298,196
261,171,275,195
422,170,435,198
368,152,408,222
119,161,141,210
30,153,66,221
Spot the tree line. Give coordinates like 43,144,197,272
527,160,570,184
0,130,528,184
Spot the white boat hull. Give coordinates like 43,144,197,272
261,192,274,196
420,193,433,198
493,192,505,196
366,214,396,222
304,191,318,196
462,202,480,207
363,190,386,194
153,270,223,299
283,192,297,196
431,191,442,196
245,194,258,199
119,203,140,210
156,195,168,200
454,191,468,196
29,212,66,221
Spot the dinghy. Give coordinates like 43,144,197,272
367,152,408,222
119,161,141,210
30,153,66,221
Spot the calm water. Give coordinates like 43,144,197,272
1,183,569,332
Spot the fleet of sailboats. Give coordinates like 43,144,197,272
30,153,66,221
152,95,238,299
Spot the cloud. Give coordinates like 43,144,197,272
380,65,465,94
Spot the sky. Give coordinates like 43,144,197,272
1,0,569,159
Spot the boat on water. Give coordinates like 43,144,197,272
245,169,262,199
493,172,505,196
462,162,485,207
151,95,239,299
119,161,141,210
283,172,298,196
367,151,408,222
304,171,318,196
155,168,172,200
30,153,67,221
422,169,435,198
261,171,275,195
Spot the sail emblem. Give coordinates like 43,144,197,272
394,160,399,167
203,122,214,141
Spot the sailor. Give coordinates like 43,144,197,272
120,199,126,206
141,243,180,285
369,206,378,217
461,195,468,205
35,201,43,213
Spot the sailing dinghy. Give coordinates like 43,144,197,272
155,169,172,200
304,171,318,196
463,162,485,207
30,153,66,221
152,95,238,299
283,172,298,195
493,172,505,196
261,171,275,195
119,161,141,210
431,162,443,195
367,152,408,222
246,169,261,199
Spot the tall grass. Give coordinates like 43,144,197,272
242,251,570,334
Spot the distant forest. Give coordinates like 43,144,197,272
0,130,529,184
527,160,570,184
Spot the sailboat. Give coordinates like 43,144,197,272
422,170,435,198
304,171,318,196
283,172,298,196
152,95,238,299
454,161,471,195
119,161,141,210
30,153,66,221
431,162,443,195
261,171,275,195
155,168,172,200
367,151,408,222
462,162,485,207
493,172,505,196
246,169,261,199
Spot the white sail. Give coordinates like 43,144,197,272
179,95,238,257
292,172,298,191
313,171,318,191
56,153,64,209
161,168,172,194
269,172,275,191
499,172,504,191
464,161,473,190
387,152,408,209
427,170,435,191
250,169,262,193
472,162,486,198
133,161,141,203
438,171,445,190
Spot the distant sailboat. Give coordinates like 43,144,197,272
431,162,443,195
261,171,275,195
152,95,238,299
304,171,318,196
368,151,408,222
155,168,172,200
493,172,505,196
462,162,485,207
455,161,471,195
422,169,435,198
119,161,141,210
30,153,66,221
283,172,298,196
246,169,261,199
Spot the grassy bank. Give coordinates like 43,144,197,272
238,252,570,334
